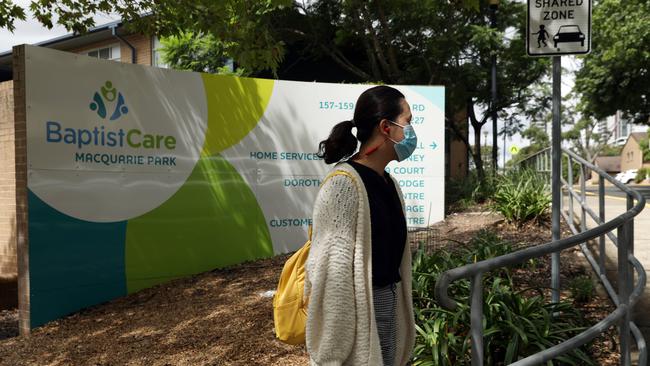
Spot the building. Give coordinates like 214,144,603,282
598,111,649,147
590,156,621,184
0,19,165,81
620,132,650,173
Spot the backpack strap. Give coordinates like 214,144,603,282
322,170,354,186
307,170,357,240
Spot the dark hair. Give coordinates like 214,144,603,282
317,85,405,164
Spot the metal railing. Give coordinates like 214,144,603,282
434,147,647,365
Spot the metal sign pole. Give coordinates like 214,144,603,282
551,56,561,304
526,0,591,316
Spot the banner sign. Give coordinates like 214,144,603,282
23,45,445,327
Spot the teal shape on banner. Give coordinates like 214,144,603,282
408,86,445,111
28,190,127,328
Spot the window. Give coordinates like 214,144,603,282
86,45,121,61
152,36,168,68
616,117,630,141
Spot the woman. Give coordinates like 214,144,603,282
305,85,417,366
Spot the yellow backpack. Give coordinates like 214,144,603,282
272,170,355,345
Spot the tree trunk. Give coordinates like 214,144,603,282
375,0,400,79
467,99,487,182
473,126,486,182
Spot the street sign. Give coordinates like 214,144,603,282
509,146,519,155
527,0,591,56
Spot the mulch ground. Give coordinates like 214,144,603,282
0,205,621,365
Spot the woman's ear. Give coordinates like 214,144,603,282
379,119,391,135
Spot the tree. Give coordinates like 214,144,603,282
574,0,649,125
471,145,498,171
161,1,549,181
159,32,246,75
599,144,623,157
562,115,608,165
1,0,548,181
512,125,549,163
2,0,292,74
558,88,621,167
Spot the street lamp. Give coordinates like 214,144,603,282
489,0,499,175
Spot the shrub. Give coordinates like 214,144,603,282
569,275,595,304
635,167,649,183
411,230,593,365
562,155,582,185
599,145,623,157
446,170,498,213
446,174,479,212
492,169,551,226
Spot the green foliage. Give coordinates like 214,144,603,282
446,170,498,213
0,1,550,182
477,145,499,171
445,176,478,213
0,0,25,32
508,125,550,167
160,32,248,75
639,132,650,162
412,230,593,365
568,276,594,304
562,155,582,185
635,168,649,184
574,0,650,125
10,0,291,75
599,145,623,157
467,230,513,264
562,113,613,165
492,169,551,226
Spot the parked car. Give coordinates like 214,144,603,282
553,25,585,48
615,169,638,184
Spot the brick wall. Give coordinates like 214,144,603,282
13,45,30,334
621,139,642,172
0,80,17,310
0,80,15,278
122,33,153,66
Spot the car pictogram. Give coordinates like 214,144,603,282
553,25,585,48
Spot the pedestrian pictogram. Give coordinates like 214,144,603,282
532,25,550,48
527,0,591,56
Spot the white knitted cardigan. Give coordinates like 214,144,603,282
304,162,416,366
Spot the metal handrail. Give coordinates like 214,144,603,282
434,147,646,365
514,146,551,166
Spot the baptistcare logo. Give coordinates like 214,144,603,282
90,81,129,121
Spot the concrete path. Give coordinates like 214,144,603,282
563,188,650,356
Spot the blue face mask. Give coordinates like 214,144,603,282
387,120,418,162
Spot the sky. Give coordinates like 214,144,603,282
0,0,119,54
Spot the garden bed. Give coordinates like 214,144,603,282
0,207,619,365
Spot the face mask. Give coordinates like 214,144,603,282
387,120,418,162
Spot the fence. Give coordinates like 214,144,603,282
435,147,646,365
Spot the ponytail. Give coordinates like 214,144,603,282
317,120,357,164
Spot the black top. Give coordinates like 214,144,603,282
346,160,406,287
